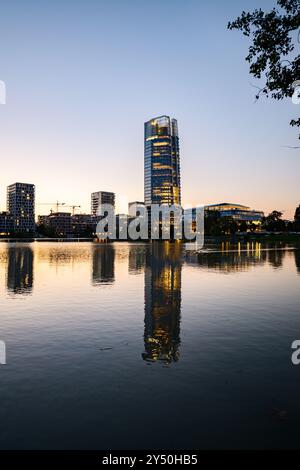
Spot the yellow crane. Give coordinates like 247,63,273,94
65,205,81,216
38,201,66,213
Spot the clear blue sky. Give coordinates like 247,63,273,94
0,0,299,218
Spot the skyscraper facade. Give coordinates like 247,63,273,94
7,182,35,233
144,115,181,207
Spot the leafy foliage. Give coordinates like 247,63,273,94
228,0,300,138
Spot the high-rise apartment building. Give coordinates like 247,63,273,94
7,182,35,233
91,191,115,216
144,115,181,207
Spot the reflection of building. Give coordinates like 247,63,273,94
92,245,115,285
7,182,35,233
36,245,91,265
91,191,115,216
142,242,182,363
7,246,34,294
144,116,181,206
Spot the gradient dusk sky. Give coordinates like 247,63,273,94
0,0,299,218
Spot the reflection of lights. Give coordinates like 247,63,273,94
143,244,182,364
255,242,261,259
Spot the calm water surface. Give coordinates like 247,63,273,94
0,241,299,449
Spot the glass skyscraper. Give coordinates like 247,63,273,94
144,115,181,206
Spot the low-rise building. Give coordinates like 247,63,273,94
39,212,72,237
71,214,95,236
204,203,264,222
0,211,13,235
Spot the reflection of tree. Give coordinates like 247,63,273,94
294,249,300,274
142,242,182,364
37,246,91,265
267,248,286,270
92,245,115,285
186,242,265,273
7,246,34,295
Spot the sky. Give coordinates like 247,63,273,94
0,0,299,219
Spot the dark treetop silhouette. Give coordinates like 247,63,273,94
228,0,300,140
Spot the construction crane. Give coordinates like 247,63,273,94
65,205,81,216
38,201,66,213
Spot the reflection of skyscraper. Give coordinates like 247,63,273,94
7,246,34,294
92,245,115,285
142,242,182,363
144,116,181,206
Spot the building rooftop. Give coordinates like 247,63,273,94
205,203,250,211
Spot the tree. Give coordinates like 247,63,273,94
219,216,237,235
267,210,284,221
295,203,300,221
228,0,300,139
249,223,257,232
239,221,248,232
262,210,287,231
294,203,300,230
